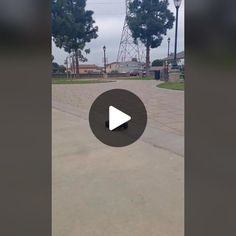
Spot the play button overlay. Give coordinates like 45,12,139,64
89,89,147,147
109,106,131,131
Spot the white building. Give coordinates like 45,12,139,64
106,60,144,74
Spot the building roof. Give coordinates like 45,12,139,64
162,51,184,61
79,64,100,69
107,60,144,66
106,62,118,66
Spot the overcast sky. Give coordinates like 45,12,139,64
52,0,184,66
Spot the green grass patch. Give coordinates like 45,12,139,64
52,79,114,85
157,82,184,91
118,76,155,80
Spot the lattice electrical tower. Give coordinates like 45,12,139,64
117,0,145,63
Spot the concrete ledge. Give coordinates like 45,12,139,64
169,69,181,82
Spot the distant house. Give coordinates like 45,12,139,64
106,62,120,73
106,60,144,74
68,64,103,75
118,61,143,73
162,51,185,66
79,64,103,74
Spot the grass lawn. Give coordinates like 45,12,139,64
157,82,184,91
52,79,114,85
119,76,155,80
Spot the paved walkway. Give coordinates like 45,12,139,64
52,80,184,236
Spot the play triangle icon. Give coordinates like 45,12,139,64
109,106,131,131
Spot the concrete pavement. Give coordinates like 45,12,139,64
52,80,184,236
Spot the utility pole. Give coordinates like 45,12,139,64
117,0,144,63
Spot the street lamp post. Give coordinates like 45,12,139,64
103,46,107,74
165,37,171,81
173,0,182,68
167,37,171,59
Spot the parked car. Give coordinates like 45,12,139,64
129,70,140,76
129,70,146,77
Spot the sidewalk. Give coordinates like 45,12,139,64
52,80,184,236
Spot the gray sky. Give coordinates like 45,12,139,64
52,0,184,66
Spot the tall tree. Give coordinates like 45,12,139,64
127,0,174,74
52,0,98,77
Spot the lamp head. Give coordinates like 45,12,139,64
174,0,182,8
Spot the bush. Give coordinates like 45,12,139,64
152,59,163,67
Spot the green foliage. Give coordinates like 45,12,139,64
152,59,163,67
128,0,174,48
52,62,59,73
52,62,66,74
52,0,98,62
58,65,66,73
127,0,174,70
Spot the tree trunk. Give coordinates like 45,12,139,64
71,55,75,79
75,50,80,78
146,45,150,77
